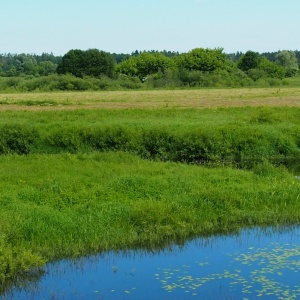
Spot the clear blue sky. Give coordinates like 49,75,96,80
1,0,299,55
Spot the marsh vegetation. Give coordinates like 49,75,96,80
0,88,300,295
5,227,300,299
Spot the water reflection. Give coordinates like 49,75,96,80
4,226,300,300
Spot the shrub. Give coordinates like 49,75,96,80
0,125,39,154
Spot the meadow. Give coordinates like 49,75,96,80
0,88,300,292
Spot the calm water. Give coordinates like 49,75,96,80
4,226,300,300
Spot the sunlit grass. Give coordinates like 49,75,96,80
0,88,300,291
0,88,300,109
0,106,299,164
0,152,300,289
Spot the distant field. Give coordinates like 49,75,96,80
0,87,300,110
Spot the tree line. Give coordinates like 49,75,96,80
0,48,299,91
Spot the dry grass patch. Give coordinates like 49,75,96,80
0,88,300,111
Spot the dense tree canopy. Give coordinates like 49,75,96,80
0,53,61,77
275,50,299,70
57,49,114,78
247,57,287,80
178,48,228,72
116,52,175,80
237,51,261,72
0,47,299,91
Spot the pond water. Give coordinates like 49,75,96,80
4,226,300,300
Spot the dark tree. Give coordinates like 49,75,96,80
295,51,300,67
111,53,130,64
237,51,260,71
56,49,84,77
57,49,114,78
261,51,279,62
227,51,244,62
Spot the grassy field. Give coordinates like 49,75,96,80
0,88,300,292
0,87,300,110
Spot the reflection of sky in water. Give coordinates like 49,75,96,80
6,226,300,300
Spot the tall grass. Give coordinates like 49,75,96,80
0,152,300,291
0,98,300,292
0,107,299,163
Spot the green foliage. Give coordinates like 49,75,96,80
257,57,287,79
0,241,45,289
275,50,299,70
0,53,60,77
0,74,143,92
0,152,299,290
57,49,114,78
0,125,39,154
144,68,181,88
115,58,139,77
116,52,175,81
252,160,289,177
0,107,298,163
0,104,299,290
249,107,279,124
179,48,228,72
1,48,300,89
39,123,300,163
237,51,261,72
37,61,57,76
238,54,287,81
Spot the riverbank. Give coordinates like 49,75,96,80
1,152,300,292
0,89,300,292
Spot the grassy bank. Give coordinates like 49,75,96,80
0,106,299,164
1,152,300,290
0,89,300,292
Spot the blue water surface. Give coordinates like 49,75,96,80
4,226,300,300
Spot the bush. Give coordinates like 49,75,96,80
0,125,39,155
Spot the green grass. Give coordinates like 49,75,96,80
1,87,300,108
0,89,300,292
0,107,299,164
285,74,300,86
0,152,300,290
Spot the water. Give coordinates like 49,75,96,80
3,226,300,300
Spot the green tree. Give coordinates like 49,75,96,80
37,61,57,76
237,51,260,72
14,54,38,76
83,49,114,78
247,57,287,80
275,50,299,76
57,49,114,78
56,49,84,77
116,52,175,81
115,58,139,77
275,50,298,69
0,57,3,76
136,52,175,80
111,53,130,64
258,57,286,79
179,48,228,72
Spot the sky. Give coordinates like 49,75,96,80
1,0,299,56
